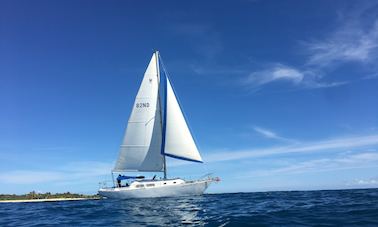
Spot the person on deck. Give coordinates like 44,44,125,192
117,174,122,187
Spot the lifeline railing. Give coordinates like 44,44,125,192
199,173,221,182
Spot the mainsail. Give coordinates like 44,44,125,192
114,53,164,172
114,51,202,173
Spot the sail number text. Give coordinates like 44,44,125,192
136,102,150,108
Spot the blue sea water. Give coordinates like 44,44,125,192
1,188,378,226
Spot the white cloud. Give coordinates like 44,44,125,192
253,127,278,138
245,64,304,87
0,171,64,184
59,161,113,177
253,126,296,143
304,2,378,67
248,152,378,177
303,80,349,88
243,5,378,91
352,178,378,186
243,64,347,90
0,161,113,185
363,73,378,80
202,134,378,163
306,20,378,67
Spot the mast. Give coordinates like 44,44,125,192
156,50,167,179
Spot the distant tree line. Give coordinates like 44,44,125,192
0,191,99,200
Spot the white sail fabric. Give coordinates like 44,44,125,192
114,54,164,172
163,77,203,162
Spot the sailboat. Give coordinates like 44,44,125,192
98,51,219,199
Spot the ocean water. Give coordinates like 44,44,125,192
1,188,378,226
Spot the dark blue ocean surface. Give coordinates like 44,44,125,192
1,188,378,226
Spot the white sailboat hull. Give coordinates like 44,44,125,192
98,179,211,199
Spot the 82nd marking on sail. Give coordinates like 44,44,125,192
136,103,150,108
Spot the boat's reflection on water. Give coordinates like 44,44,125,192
114,196,206,226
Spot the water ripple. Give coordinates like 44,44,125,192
1,188,378,226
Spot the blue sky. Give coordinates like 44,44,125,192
1,0,378,194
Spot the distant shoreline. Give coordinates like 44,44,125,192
0,191,100,203
0,197,100,203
